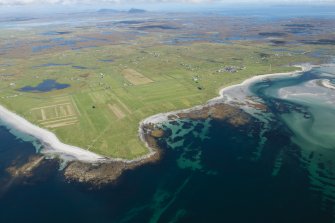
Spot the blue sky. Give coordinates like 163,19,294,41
0,0,334,6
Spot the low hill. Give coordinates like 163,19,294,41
128,8,146,13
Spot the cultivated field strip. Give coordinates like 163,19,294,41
122,68,154,85
30,100,79,128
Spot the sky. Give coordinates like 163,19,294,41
0,0,334,6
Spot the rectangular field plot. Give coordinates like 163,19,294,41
122,69,153,85
108,104,126,119
31,101,79,129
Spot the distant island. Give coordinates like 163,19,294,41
128,8,147,13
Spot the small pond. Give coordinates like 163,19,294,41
19,79,70,92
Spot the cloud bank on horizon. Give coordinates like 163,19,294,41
0,0,334,6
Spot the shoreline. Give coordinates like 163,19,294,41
0,63,330,185
0,104,160,164
214,63,313,102
0,105,105,163
140,63,315,127
0,63,316,163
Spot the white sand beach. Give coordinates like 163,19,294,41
0,105,105,162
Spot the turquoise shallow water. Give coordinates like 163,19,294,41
0,66,335,222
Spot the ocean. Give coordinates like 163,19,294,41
0,66,335,223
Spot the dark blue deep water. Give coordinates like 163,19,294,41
1,66,335,223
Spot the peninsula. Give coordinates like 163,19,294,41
0,10,334,184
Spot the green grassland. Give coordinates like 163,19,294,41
0,41,328,159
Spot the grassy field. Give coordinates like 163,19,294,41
0,40,328,159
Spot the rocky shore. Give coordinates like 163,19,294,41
6,155,45,178
63,102,252,187
171,103,251,127
63,123,163,187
